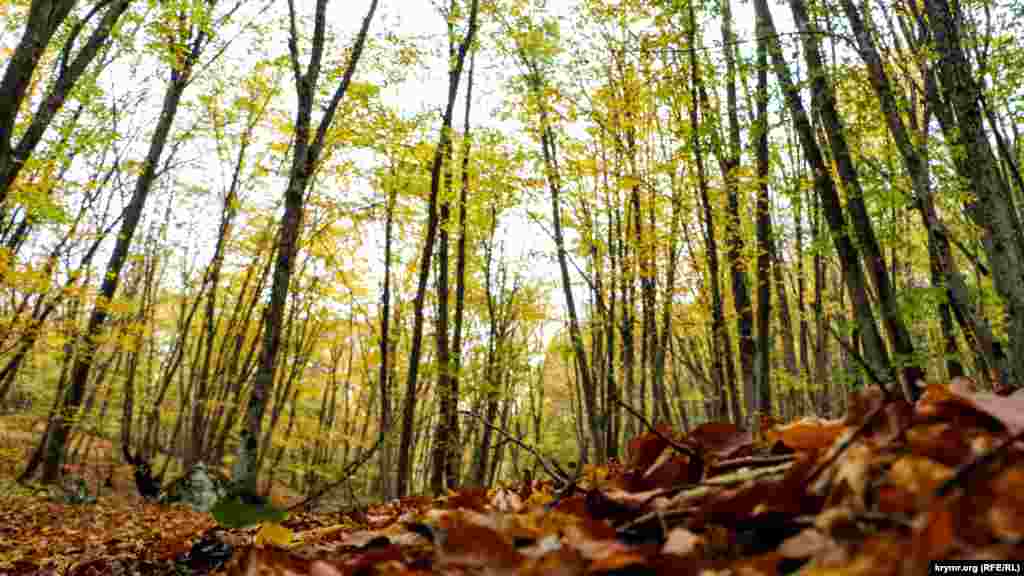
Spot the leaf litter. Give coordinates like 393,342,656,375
2,377,1024,575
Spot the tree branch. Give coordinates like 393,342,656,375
458,410,570,484
290,432,383,511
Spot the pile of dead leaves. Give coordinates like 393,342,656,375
4,377,1024,575
222,377,1023,576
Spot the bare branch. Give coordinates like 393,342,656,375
458,410,570,484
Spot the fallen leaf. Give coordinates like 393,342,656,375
765,418,847,453
254,522,295,549
661,527,705,558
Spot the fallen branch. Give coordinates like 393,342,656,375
290,433,384,512
708,454,796,475
458,410,570,484
614,397,695,458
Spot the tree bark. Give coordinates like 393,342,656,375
754,5,773,419
240,0,377,495
753,0,895,402
396,0,477,497
449,51,474,488
377,165,397,501
787,0,922,400
688,1,739,424
719,0,755,426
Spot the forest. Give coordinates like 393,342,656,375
1,0,1024,574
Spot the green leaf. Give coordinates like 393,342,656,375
210,494,288,529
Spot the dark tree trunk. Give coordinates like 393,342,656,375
653,164,682,427
40,21,206,483
516,39,602,459
753,0,895,406
240,0,377,495
377,166,397,501
449,51,474,488
397,0,477,496
754,6,773,419
719,0,755,427
688,1,739,424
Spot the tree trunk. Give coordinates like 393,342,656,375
430,136,453,496
518,44,602,458
754,5,773,420
397,0,476,497
377,166,397,501
653,161,682,426
240,0,377,495
449,51,475,488
719,0,755,427
688,1,738,424
753,0,895,405
40,25,204,483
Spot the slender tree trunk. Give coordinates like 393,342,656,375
430,135,453,496
240,0,377,495
653,163,682,426
449,51,474,489
719,0,755,426
377,167,397,501
754,6,773,420
397,0,477,496
753,0,895,405
605,173,619,458
40,26,205,483
688,1,738,424
617,192,637,440
517,44,602,458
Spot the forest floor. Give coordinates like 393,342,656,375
1,378,1024,576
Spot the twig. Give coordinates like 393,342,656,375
459,410,570,484
614,397,695,458
708,454,796,474
290,433,384,512
805,403,887,486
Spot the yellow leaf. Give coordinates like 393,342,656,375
254,522,295,549
525,488,553,508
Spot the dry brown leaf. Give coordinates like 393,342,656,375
778,528,829,559
765,418,847,453
987,467,1024,540
886,456,954,506
661,527,705,558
